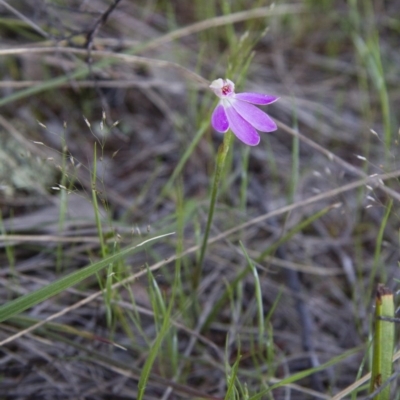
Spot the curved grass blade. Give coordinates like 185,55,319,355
0,233,174,323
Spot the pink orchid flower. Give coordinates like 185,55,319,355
210,78,278,146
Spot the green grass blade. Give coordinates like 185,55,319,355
249,347,361,400
0,65,89,108
240,242,264,346
202,261,252,332
158,119,209,204
0,233,173,323
56,132,68,272
224,355,241,400
91,142,107,259
137,282,172,400
368,200,393,299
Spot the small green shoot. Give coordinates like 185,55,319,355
369,284,395,400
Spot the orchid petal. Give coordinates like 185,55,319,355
225,105,260,146
235,92,278,105
211,103,229,132
231,99,277,132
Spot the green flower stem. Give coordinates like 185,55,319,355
193,131,234,291
91,143,106,259
369,284,395,400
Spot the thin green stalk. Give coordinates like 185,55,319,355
202,258,252,332
137,261,180,399
91,142,106,258
158,119,209,204
240,243,263,346
193,130,234,290
0,211,15,275
92,143,113,326
364,0,392,154
224,355,241,400
367,200,392,300
350,0,392,158
56,133,68,272
174,178,186,316
369,284,394,400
